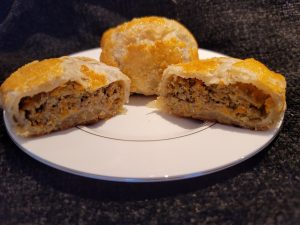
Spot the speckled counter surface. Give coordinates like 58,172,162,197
0,1,299,224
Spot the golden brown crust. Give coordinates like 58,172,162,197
158,57,286,130
100,16,199,95
0,57,131,136
100,28,119,67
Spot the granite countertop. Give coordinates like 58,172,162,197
0,1,299,224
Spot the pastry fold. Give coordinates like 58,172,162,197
100,16,199,95
0,56,130,136
158,57,286,130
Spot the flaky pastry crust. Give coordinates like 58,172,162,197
100,16,199,95
0,56,130,136
158,57,286,130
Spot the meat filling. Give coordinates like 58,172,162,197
164,76,271,122
18,81,125,134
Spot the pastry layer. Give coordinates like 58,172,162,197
0,56,130,136
100,16,199,95
158,57,286,130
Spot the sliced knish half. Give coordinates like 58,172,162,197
157,57,286,130
0,56,130,137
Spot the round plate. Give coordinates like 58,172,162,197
4,48,283,182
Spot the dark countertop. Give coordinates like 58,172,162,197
0,1,299,224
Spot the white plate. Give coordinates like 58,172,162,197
4,48,283,182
